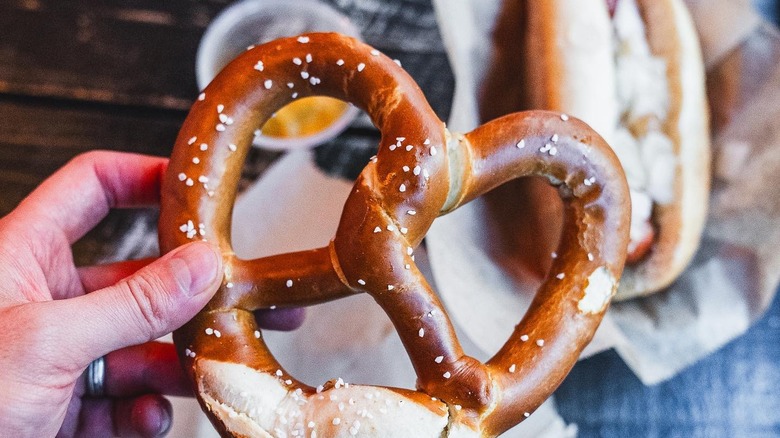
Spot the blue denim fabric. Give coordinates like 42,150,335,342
556,290,780,437
755,0,779,22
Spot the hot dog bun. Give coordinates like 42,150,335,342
522,0,710,299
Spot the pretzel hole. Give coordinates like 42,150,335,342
483,178,564,282
228,150,437,390
260,295,417,388
431,168,576,361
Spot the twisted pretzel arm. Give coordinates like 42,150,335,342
328,108,630,434
445,112,630,434
226,247,356,310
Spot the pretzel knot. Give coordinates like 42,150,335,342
159,33,630,437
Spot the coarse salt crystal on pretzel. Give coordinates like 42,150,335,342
159,32,631,437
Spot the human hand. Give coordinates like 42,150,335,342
0,151,289,437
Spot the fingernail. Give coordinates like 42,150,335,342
156,405,172,437
171,241,222,298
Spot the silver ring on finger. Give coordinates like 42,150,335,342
85,356,107,398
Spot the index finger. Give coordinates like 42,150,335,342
12,151,168,244
78,258,156,292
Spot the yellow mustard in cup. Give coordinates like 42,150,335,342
261,97,350,139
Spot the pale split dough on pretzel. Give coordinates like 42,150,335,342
159,33,630,437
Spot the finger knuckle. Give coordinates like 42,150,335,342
121,271,171,340
69,150,106,170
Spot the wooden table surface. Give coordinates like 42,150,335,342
2,0,778,436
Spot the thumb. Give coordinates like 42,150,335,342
55,241,222,364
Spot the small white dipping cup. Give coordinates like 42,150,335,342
196,0,362,150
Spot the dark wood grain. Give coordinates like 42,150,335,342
0,0,452,113
0,0,229,110
0,0,454,215
0,0,455,273
0,96,184,214
0,0,455,265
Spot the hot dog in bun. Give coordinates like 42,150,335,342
522,0,711,299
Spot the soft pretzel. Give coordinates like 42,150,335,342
159,33,630,437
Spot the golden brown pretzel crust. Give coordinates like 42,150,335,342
159,33,630,437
